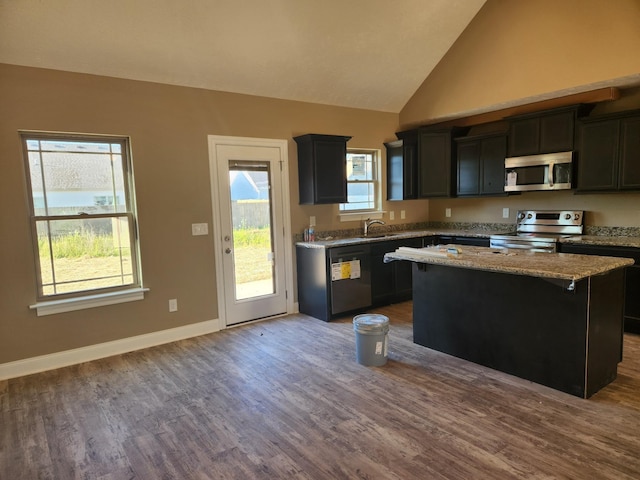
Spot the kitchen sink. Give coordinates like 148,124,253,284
363,233,397,238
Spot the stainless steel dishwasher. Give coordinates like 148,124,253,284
329,245,372,315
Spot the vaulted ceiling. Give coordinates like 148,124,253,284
0,0,486,113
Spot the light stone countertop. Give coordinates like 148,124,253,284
296,228,512,249
384,245,634,282
559,235,640,249
296,228,640,250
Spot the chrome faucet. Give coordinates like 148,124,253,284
363,218,385,237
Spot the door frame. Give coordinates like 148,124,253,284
208,135,295,328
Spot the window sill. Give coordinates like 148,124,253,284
30,287,149,317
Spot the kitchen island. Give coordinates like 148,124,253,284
385,246,634,398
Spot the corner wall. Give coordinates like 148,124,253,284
400,0,640,127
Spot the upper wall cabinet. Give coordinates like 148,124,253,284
385,137,418,201
577,110,640,192
392,126,467,199
294,134,351,204
456,133,507,197
507,105,592,157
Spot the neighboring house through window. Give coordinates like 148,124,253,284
339,149,380,213
21,132,142,305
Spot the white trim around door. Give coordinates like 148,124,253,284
208,135,295,328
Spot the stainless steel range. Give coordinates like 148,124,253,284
490,210,584,253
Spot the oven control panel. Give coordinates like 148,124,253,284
516,210,584,235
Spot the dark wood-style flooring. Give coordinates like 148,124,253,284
2,301,640,479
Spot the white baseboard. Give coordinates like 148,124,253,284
0,318,222,381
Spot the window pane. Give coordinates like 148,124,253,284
343,182,374,210
28,140,126,216
23,133,141,300
347,153,373,181
36,217,134,296
341,150,378,212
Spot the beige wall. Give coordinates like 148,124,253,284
401,0,640,127
0,63,414,364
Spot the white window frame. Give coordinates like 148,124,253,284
21,131,146,316
339,148,383,221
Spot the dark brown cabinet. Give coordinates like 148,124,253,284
294,134,351,204
507,105,588,157
559,243,640,334
456,134,507,196
418,129,460,197
371,237,425,306
391,127,465,199
577,111,640,192
385,139,417,200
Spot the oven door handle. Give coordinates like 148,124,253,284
494,241,554,251
499,242,539,250
548,161,555,187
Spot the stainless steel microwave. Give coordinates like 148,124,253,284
504,151,574,192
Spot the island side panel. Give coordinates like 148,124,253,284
586,269,625,398
412,263,593,398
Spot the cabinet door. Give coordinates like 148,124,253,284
386,141,404,201
577,120,619,191
393,260,414,300
625,266,640,320
508,117,539,156
419,131,452,197
509,109,576,156
403,142,418,199
313,139,347,203
371,252,395,305
295,134,349,205
371,238,422,305
457,141,480,196
539,110,575,153
480,135,507,195
619,116,640,190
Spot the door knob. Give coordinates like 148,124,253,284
224,235,231,242
225,248,232,254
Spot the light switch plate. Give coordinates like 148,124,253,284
309,216,316,227
389,211,395,220
192,223,209,236
400,210,406,219
445,208,451,218
502,208,510,219
169,299,178,312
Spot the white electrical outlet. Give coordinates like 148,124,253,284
389,211,395,220
502,207,510,219
309,216,316,227
191,223,208,236
169,299,178,312
445,208,451,218
400,210,406,219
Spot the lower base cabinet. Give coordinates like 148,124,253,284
371,238,425,306
560,244,640,334
296,236,432,321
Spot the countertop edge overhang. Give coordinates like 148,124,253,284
384,246,635,282
296,230,640,249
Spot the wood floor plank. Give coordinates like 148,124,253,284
2,301,640,479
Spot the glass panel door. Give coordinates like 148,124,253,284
228,162,275,300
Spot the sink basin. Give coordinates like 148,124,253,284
361,233,402,239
